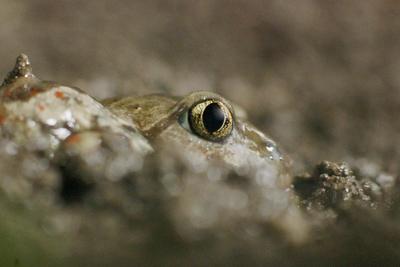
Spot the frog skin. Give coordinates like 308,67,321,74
104,92,291,180
0,54,152,181
0,55,304,245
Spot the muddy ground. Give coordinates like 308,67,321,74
0,1,400,266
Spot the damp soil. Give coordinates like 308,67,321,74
1,1,400,266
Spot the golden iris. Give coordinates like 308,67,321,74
188,99,233,141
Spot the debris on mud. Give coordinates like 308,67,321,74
294,161,391,211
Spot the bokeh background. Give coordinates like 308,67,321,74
1,0,400,171
2,1,400,266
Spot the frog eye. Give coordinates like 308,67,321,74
181,99,233,142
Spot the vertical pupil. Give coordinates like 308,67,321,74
202,103,226,133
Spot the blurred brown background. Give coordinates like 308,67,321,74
1,0,399,172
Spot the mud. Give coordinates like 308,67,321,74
0,1,400,266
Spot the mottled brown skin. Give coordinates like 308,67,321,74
104,91,292,188
0,54,292,191
0,54,292,199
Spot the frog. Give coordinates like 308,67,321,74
0,54,307,266
102,86,303,239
